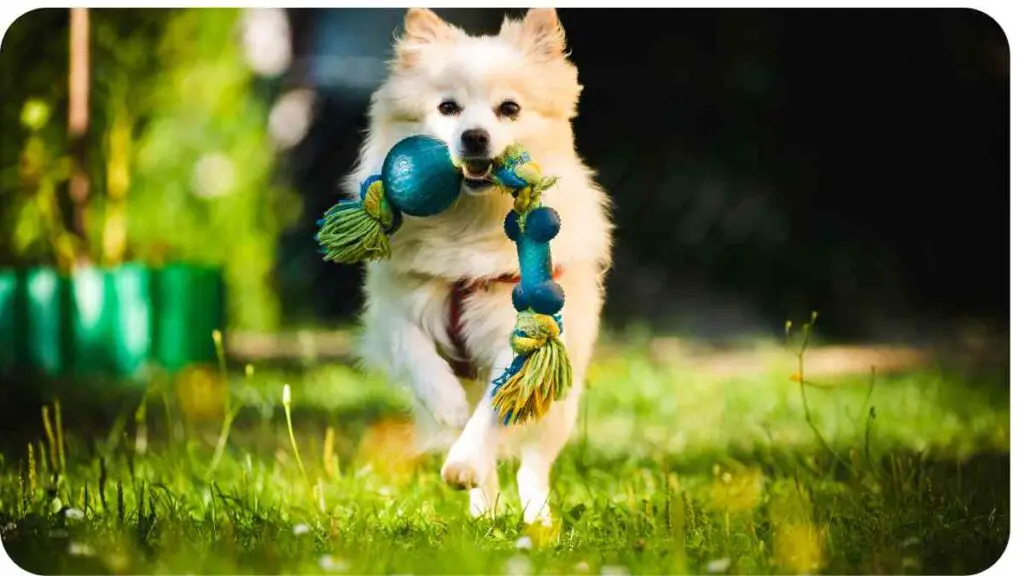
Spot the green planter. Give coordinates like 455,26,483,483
154,264,225,372
68,264,155,377
0,263,224,381
0,267,68,377
23,267,66,376
0,270,17,375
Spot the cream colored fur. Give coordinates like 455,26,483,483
347,8,612,524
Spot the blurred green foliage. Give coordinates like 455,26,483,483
0,8,301,330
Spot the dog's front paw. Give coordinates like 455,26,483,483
441,435,491,490
441,458,480,490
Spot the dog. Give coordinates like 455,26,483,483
346,7,612,525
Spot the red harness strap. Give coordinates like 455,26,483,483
446,266,564,379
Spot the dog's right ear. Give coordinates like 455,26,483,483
403,8,452,42
394,8,458,68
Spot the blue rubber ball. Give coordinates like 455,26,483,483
503,210,521,241
528,280,565,315
382,135,462,217
525,207,561,242
511,283,530,312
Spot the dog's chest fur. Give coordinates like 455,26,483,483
367,219,522,375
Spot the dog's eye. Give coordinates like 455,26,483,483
497,100,520,119
438,100,462,116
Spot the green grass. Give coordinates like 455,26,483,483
0,327,1010,574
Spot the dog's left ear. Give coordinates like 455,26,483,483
501,8,567,60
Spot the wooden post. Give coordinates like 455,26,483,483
68,7,90,253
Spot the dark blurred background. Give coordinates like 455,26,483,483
280,8,1008,343
1,8,1009,347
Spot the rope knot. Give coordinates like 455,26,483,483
360,177,399,233
495,146,558,205
509,312,562,356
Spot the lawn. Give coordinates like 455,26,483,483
0,322,1010,574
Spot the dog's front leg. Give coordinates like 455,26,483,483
441,347,511,517
362,308,471,430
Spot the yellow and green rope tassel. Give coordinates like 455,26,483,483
490,146,572,425
316,177,399,264
492,312,572,424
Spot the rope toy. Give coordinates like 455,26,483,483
316,135,571,426
489,144,569,425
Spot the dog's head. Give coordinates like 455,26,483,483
372,8,582,195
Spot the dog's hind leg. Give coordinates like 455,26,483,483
515,268,602,525
515,381,581,526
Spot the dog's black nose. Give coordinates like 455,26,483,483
461,129,490,155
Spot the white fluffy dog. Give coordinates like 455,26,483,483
347,7,612,524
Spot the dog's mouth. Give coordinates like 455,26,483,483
460,159,494,191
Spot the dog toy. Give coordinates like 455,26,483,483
316,136,570,426
488,145,570,425
316,135,462,263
